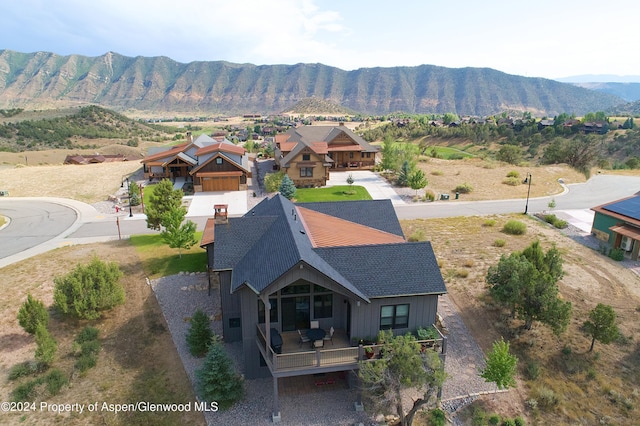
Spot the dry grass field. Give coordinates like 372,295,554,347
403,215,640,424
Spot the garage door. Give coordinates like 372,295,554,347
202,176,239,191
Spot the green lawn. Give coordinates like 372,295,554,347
294,185,372,202
130,232,207,278
430,146,475,160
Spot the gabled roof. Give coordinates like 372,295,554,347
190,152,251,175
279,125,378,158
141,143,189,163
206,194,446,302
194,141,246,157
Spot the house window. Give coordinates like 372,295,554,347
281,283,310,295
380,304,409,329
366,152,371,158
302,153,311,161
216,157,223,165
300,167,313,177
258,298,278,323
361,152,365,158
229,317,241,328
349,152,354,158
314,294,333,318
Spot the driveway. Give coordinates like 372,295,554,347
325,170,405,205
185,190,249,217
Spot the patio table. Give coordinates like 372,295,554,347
307,328,326,343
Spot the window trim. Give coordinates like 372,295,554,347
300,167,313,177
380,304,409,330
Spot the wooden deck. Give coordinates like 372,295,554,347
256,325,444,378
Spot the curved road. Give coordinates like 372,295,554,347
1,174,640,268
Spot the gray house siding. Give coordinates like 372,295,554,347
240,288,272,379
349,295,439,340
219,271,242,342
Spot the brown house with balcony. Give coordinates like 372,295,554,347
200,194,447,420
274,123,379,187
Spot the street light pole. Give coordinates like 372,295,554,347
126,178,133,218
524,173,532,214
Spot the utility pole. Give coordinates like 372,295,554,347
524,173,532,214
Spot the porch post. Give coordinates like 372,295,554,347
272,376,281,422
262,294,271,358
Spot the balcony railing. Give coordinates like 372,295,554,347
256,324,446,376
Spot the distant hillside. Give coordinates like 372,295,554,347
284,98,357,115
0,50,625,117
608,99,640,117
571,82,640,102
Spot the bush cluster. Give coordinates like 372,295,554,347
454,183,473,194
542,214,568,229
74,326,101,373
502,220,527,235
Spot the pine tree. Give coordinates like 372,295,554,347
186,309,213,357
196,336,244,410
18,294,49,335
35,323,57,366
278,175,296,200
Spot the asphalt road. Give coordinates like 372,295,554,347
1,174,639,268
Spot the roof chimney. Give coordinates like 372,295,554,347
339,122,345,126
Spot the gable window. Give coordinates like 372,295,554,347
258,298,278,323
380,304,409,329
300,167,313,177
302,153,311,161
216,157,223,165
313,294,333,318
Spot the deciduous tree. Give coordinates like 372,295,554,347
408,169,428,195
160,208,197,258
480,338,518,389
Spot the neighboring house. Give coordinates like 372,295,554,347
274,123,379,187
140,133,251,192
201,194,447,419
591,195,640,260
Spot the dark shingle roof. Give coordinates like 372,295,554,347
212,194,445,301
314,242,446,298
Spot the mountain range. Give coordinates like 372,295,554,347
0,49,628,117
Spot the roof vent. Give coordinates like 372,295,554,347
300,229,305,234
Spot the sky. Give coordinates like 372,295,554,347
2,0,639,81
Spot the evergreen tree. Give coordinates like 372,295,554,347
146,179,184,230
35,323,57,366
278,175,296,200
196,336,244,410
397,160,413,187
186,309,213,357
583,303,620,352
18,294,49,335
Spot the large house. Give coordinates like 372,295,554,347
274,123,379,187
591,194,640,260
201,194,447,419
141,133,251,192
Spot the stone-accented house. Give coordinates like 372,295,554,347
274,123,379,187
200,194,447,419
591,194,640,260
141,133,251,192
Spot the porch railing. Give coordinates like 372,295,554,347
256,324,446,374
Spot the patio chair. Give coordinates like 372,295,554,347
310,320,319,329
297,329,310,346
323,326,334,345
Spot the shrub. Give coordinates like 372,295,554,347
18,294,49,335
76,326,99,344
536,386,559,409
416,326,439,340
525,361,540,380
502,177,521,186
53,257,125,320
264,171,284,193
187,309,213,357
494,239,506,247
74,327,101,373
503,220,526,235
8,361,39,381
514,417,526,426
423,189,436,201
483,219,497,227
463,259,475,267
501,419,516,426
507,170,520,178
489,414,501,425
609,248,624,261
196,336,244,410
456,269,469,278
45,369,68,395
431,170,444,176
454,183,473,194
543,214,568,229
407,229,426,242
429,408,446,426
34,324,57,366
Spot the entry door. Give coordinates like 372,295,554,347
281,296,310,331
